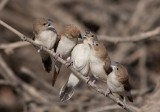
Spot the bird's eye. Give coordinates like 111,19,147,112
116,68,119,70
43,23,47,26
95,43,98,46
91,35,94,37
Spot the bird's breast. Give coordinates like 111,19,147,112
107,73,124,93
36,30,57,49
90,61,107,82
56,37,77,58
71,44,90,75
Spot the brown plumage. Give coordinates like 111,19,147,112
107,62,133,103
52,24,82,86
89,40,111,83
62,24,81,39
59,31,97,101
33,18,58,72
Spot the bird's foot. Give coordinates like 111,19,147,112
105,89,111,96
54,53,62,61
116,98,126,108
88,80,96,87
122,97,127,109
116,98,122,106
65,57,73,67
85,76,91,84
37,46,43,53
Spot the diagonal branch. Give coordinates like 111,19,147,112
0,19,138,112
98,27,160,43
0,0,8,12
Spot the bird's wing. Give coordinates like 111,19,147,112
122,79,131,92
54,34,61,52
104,57,111,74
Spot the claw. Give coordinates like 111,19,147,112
65,57,73,67
54,53,62,61
105,89,111,96
117,98,121,105
38,46,43,53
88,80,96,87
122,97,127,108
85,76,91,84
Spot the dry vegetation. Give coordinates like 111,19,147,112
0,0,160,112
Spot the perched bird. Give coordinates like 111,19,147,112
59,31,97,101
107,62,133,104
33,18,58,72
89,40,111,84
52,24,82,86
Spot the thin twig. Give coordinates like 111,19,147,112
20,66,58,95
88,105,121,112
98,27,160,43
0,41,30,55
0,55,51,103
0,19,138,112
0,0,8,12
88,104,139,112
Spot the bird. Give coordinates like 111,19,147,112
33,18,58,73
107,61,133,104
52,24,82,86
89,40,111,84
59,31,97,102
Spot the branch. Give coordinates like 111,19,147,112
0,19,138,112
88,105,139,112
0,54,56,104
0,41,30,55
0,0,8,12
98,27,160,43
88,105,122,112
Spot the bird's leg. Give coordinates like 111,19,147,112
88,80,96,87
85,76,91,84
116,97,127,108
116,98,122,106
37,45,43,53
54,53,62,61
105,88,111,96
65,57,73,67
122,97,127,108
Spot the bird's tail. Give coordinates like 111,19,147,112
52,62,62,86
59,73,79,102
42,56,52,73
59,83,75,102
127,95,133,102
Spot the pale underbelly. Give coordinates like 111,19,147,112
90,64,107,82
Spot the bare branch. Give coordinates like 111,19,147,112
88,105,139,112
98,27,160,43
0,54,56,103
0,41,30,55
0,0,8,12
88,105,122,112
0,19,138,112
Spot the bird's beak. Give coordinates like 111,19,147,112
111,61,119,70
111,65,116,70
88,43,92,48
48,25,55,29
82,35,87,40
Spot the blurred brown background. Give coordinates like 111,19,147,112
0,0,160,112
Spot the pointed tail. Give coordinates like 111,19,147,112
52,62,62,86
59,73,79,102
42,56,52,73
59,83,75,102
127,95,133,102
